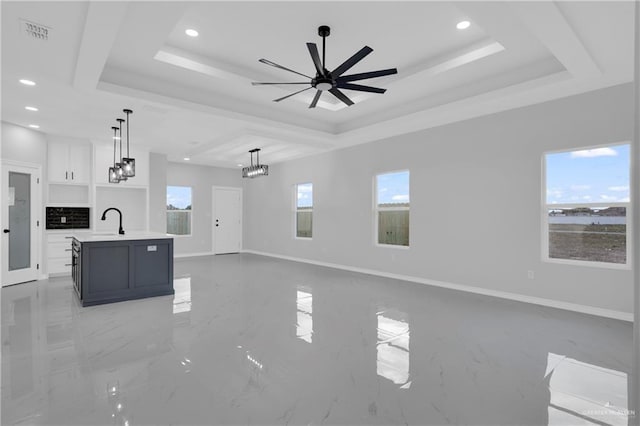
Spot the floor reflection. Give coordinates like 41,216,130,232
546,353,630,425
376,310,410,388
296,288,313,343
172,275,191,314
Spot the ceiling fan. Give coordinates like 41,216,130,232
252,25,398,108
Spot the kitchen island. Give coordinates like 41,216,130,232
72,232,174,307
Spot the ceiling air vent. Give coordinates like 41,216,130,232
21,19,50,41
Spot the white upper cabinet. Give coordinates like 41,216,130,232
47,141,91,184
94,144,149,187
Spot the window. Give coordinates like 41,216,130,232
544,143,630,266
167,186,192,235
375,171,410,246
295,183,313,238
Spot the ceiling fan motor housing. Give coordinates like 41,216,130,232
313,76,334,91
318,25,330,37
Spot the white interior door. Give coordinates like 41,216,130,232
213,187,242,254
2,162,41,286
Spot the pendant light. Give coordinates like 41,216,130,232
121,109,135,177
108,126,121,183
242,148,269,178
115,118,127,181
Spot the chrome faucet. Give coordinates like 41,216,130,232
101,207,125,235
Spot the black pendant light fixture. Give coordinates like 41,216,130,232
121,109,135,177
242,148,269,178
108,126,121,183
107,108,135,184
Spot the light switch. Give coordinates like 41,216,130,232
61,216,66,223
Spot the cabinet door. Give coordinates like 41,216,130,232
68,144,91,183
94,145,115,185
48,141,70,182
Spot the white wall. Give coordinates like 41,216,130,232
166,162,242,255
243,83,634,315
1,121,48,166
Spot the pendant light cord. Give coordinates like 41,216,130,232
117,118,124,163
112,127,118,166
124,109,132,157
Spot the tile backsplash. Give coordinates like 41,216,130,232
46,207,90,229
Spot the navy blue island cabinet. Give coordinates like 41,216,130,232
71,233,174,307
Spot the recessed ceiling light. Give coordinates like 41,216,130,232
25,106,39,111
456,20,471,30
28,124,40,129
237,164,243,167
19,79,36,86
183,157,190,161
185,29,199,37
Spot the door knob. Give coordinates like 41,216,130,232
3,229,9,233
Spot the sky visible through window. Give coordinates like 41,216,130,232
167,186,192,209
546,144,629,205
377,171,410,205
297,183,313,208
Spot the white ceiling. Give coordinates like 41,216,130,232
1,1,635,168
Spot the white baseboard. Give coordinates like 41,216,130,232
242,249,633,322
174,251,215,259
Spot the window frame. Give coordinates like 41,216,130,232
294,182,313,240
374,170,410,249
166,185,193,237
541,142,631,269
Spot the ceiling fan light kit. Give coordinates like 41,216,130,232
253,25,398,108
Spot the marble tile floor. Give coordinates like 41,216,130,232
1,253,634,426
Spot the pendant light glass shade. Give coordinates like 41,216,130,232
108,166,120,183
121,109,135,177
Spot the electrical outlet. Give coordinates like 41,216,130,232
60,216,66,223
527,270,535,280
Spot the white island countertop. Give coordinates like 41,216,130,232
72,231,174,243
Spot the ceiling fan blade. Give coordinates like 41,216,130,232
306,43,324,76
329,88,354,106
336,68,398,83
259,58,312,79
331,46,373,78
252,82,310,85
336,82,386,94
274,86,312,102
309,90,322,108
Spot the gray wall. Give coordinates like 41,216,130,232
243,83,634,314
149,152,168,233
166,162,242,255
